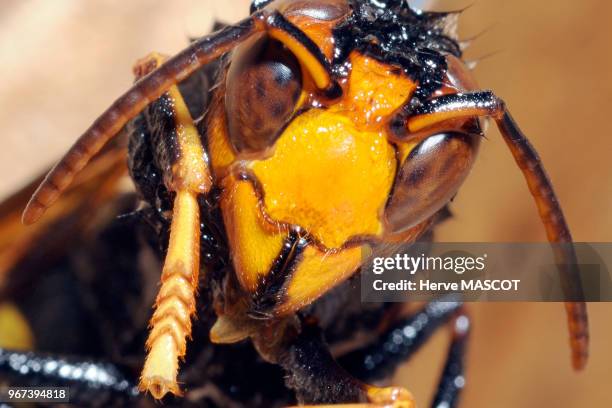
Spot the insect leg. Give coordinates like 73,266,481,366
336,300,468,408
139,189,201,399
22,14,266,225
129,54,209,399
431,312,470,408
406,91,589,370
0,348,138,405
338,299,463,382
279,320,416,408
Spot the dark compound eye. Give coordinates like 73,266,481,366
225,35,303,154
385,132,478,234
252,0,350,20
281,0,351,21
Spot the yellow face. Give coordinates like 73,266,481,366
206,6,478,318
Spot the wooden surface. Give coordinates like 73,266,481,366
0,0,611,406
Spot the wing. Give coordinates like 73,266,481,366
0,143,129,296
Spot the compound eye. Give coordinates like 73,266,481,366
226,36,302,154
385,132,478,234
282,0,350,21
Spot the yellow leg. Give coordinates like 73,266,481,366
134,50,212,399
139,190,200,398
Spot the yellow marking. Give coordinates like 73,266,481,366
220,178,286,292
408,107,486,133
251,109,396,249
0,303,34,350
366,385,416,408
285,14,338,60
207,91,237,176
268,27,331,90
341,52,416,129
276,245,363,316
396,139,421,167
140,190,200,399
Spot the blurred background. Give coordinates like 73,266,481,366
0,0,610,406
